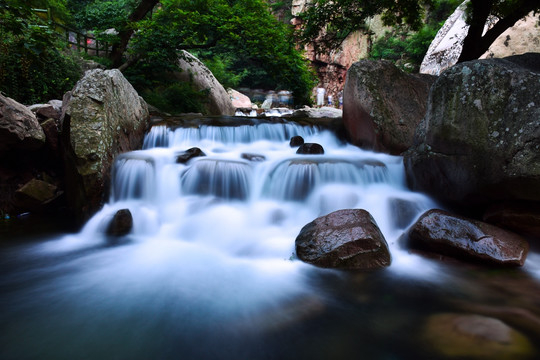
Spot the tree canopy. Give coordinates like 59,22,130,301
71,0,316,105
297,0,540,63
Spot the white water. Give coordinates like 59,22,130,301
77,122,440,277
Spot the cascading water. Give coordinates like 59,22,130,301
2,118,539,360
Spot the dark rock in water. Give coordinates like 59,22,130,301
483,201,540,239
423,313,533,359
289,136,304,147
295,209,391,270
176,147,206,164
404,54,540,206
241,153,266,162
107,209,133,236
405,209,529,266
343,59,435,154
296,143,324,155
13,178,60,212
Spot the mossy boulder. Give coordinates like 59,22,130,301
61,69,149,219
404,54,540,206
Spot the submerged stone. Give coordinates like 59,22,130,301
423,313,534,359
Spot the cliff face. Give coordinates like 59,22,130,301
290,2,389,103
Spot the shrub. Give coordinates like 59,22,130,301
0,2,81,104
142,82,209,114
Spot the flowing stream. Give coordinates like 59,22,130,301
1,118,539,359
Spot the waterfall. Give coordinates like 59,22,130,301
104,121,438,272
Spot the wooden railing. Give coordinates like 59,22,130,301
32,8,111,58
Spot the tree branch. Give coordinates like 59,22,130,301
110,0,160,68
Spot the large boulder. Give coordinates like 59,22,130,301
420,1,540,75
343,60,436,155
176,51,235,116
404,209,529,266
404,54,540,206
0,94,46,153
62,69,149,219
295,209,391,270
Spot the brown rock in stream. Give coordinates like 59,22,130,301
405,209,529,266
295,209,391,270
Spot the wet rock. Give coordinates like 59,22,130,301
13,178,60,211
483,201,540,239
61,69,149,219
405,209,529,266
423,313,533,359
289,136,304,147
176,147,206,164
343,60,435,154
0,94,46,153
295,209,391,270
241,153,266,162
404,54,540,206
296,143,324,155
106,208,133,236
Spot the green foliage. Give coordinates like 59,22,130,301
369,0,460,72
0,0,81,104
192,52,248,89
70,0,135,31
370,26,438,72
123,0,315,105
298,0,434,51
141,82,209,114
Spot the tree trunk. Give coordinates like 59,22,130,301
458,0,538,63
457,0,493,62
110,0,160,69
